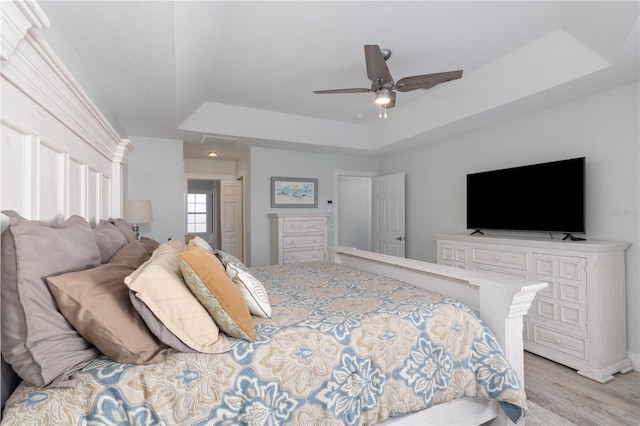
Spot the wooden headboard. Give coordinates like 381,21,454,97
1,0,130,409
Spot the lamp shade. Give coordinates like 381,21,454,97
123,200,153,224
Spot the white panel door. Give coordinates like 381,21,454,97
220,179,243,261
372,173,405,257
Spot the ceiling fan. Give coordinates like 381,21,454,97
313,45,463,117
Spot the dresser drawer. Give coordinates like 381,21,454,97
270,214,328,265
283,249,325,263
283,220,325,233
533,324,587,360
472,262,529,278
284,235,324,249
472,248,527,270
440,245,468,263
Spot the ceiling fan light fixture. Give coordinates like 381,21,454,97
374,89,392,105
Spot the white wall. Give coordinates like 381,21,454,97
38,4,126,137
127,136,185,242
380,82,640,366
184,158,236,177
249,147,380,267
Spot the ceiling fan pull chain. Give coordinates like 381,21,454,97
378,104,388,119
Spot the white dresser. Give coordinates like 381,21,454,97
436,233,632,383
269,213,329,265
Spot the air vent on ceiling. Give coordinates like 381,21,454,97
200,135,238,147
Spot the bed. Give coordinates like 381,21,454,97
0,222,544,425
0,1,546,424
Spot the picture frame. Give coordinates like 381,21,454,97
270,177,318,208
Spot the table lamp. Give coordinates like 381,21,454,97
123,199,153,240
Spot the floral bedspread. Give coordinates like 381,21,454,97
2,262,526,425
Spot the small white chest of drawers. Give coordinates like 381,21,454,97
436,233,632,383
269,213,329,265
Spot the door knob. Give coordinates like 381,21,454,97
395,236,405,241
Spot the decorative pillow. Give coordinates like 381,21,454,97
188,235,215,254
226,263,271,318
215,249,250,273
46,242,166,365
179,245,255,341
93,222,128,263
124,239,229,354
108,217,137,243
0,211,100,387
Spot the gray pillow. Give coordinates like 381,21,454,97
108,217,137,243
129,292,195,353
93,222,128,263
215,249,250,273
1,211,100,387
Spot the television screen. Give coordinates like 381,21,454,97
467,157,585,234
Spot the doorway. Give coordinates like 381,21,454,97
334,170,406,257
186,179,220,249
337,175,372,250
186,178,244,261
333,170,377,250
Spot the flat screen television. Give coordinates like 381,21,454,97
467,157,585,236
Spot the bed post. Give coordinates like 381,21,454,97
473,278,544,389
327,246,546,391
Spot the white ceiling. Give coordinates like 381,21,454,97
38,1,639,160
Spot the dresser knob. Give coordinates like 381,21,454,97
554,338,561,344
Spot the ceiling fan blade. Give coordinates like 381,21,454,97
364,45,393,83
395,70,463,92
313,88,371,94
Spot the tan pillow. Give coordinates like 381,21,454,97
46,242,166,365
139,236,160,255
1,211,100,387
179,245,255,342
124,239,229,354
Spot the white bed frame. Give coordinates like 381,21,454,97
0,2,546,424
328,247,546,425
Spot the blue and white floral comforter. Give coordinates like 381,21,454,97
2,262,527,425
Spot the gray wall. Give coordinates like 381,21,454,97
127,136,185,242
248,147,380,267
379,82,639,364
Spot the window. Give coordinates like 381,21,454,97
187,193,208,233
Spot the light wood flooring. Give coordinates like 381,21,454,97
524,351,639,426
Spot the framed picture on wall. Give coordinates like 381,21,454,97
270,177,318,208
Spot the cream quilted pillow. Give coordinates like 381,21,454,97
124,239,229,354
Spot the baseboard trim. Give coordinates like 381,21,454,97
628,351,639,371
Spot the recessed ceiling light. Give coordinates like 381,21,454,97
208,152,218,158
354,112,365,119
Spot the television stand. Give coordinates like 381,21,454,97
435,233,631,383
470,229,484,236
562,233,586,241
